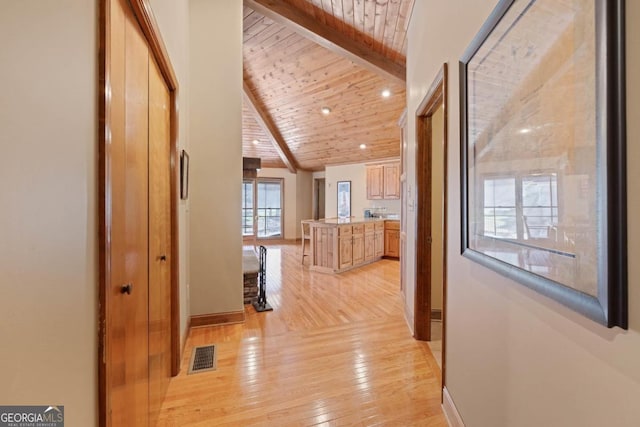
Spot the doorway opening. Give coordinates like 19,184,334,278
242,178,285,239
313,178,326,220
415,64,448,383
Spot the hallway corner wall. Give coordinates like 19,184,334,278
188,0,244,316
0,1,98,425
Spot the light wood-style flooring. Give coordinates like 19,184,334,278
158,242,445,426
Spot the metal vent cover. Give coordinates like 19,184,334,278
188,344,216,374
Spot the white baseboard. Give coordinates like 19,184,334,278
442,387,465,427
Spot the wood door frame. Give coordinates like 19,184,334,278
398,109,407,293
99,0,180,425
414,64,448,378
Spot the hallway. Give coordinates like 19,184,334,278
158,242,445,426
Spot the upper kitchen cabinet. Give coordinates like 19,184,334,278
366,165,384,199
367,162,400,200
383,163,400,199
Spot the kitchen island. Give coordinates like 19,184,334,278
309,217,387,273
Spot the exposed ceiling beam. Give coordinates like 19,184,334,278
244,0,406,84
243,81,298,174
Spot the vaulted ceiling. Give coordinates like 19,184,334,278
242,0,414,172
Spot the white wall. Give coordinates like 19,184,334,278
296,171,313,234
325,162,401,218
189,0,243,316
149,0,191,352
406,1,640,426
0,1,97,425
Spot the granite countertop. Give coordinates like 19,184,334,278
312,217,396,225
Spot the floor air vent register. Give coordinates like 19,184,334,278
188,344,216,374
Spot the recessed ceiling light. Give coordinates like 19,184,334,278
252,139,259,145
321,106,331,115
381,89,391,98
519,128,532,134
359,144,367,149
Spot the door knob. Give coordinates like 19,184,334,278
121,283,133,295
159,255,167,261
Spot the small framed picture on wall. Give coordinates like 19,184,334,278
180,149,189,200
337,181,351,218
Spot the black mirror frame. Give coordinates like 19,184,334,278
459,0,627,328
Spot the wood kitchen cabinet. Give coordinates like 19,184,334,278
352,224,365,265
366,162,400,200
338,224,364,268
364,223,376,261
338,225,353,269
366,165,384,199
375,221,385,257
309,219,386,273
383,163,400,199
384,220,400,258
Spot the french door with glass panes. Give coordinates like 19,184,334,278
242,178,284,239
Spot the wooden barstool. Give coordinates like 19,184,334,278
300,220,312,264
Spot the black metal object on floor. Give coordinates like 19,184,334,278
252,245,273,312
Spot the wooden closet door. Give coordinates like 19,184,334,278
148,56,172,424
107,0,150,425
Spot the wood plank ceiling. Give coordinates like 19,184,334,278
242,0,414,172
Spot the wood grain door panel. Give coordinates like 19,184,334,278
108,0,150,425
339,236,353,269
383,163,400,199
148,55,172,425
101,0,178,425
352,233,364,265
366,165,383,199
384,230,400,257
364,232,375,261
374,230,384,257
